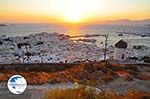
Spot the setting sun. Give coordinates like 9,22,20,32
52,0,98,23
0,0,149,23
61,0,86,23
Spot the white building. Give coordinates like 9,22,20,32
114,40,128,61
0,32,103,63
132,45,150,58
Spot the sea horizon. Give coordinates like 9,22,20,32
0,23,150,47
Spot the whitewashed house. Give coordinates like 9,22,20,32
132,45,150,58
114,40,128,61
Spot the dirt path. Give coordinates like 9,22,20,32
0,82,77,99
0,78,150,99
100,78,150,94
0,82,44,99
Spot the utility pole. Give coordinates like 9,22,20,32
104,35,108,60
22,50,24,63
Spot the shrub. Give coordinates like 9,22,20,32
44,86,120,99
125,90,150,99
44,87,150,99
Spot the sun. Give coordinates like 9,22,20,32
62,0,85,23
52,0,98,23
64,8,84,23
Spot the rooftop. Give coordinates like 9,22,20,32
115,40,127,49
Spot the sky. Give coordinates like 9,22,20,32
0,0,150,23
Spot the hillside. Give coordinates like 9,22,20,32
0,61,150,98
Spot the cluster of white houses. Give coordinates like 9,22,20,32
0,32,149,64
0,33,103,63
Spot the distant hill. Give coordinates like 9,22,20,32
0,24,7,26
145,24,150,27
106,19,150,26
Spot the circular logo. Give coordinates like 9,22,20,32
7,75,27,95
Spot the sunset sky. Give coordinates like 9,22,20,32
0,0,150,23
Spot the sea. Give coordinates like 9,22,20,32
0,24,150,47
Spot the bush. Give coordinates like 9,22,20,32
125,90,150,99
44,87,150,99
44,86,119,99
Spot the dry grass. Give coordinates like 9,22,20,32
124,90,150,99
134,73,150,80
0,62,149,85
0,71,52,84
0,62,117,85
44,86,119,99
44,87,150,99
0,62,150,98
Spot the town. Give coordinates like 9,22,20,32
0,32,150,64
